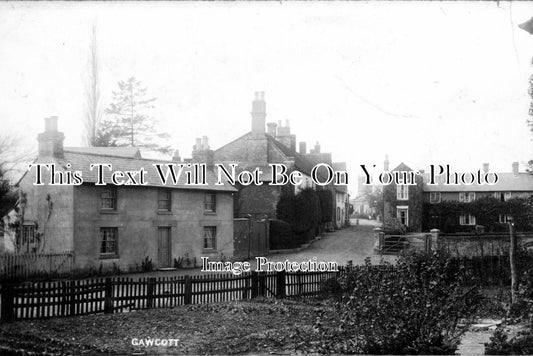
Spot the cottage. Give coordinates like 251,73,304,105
8,117,236,272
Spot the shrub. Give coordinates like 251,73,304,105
276,188,322,243
485,328,533,355
141,256,153,272
330,252,482,354
269,219,296,250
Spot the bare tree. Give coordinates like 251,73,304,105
83,23,103,146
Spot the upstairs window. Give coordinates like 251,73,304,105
397,185,408,200
158,189,171,211
459,192,475,203
429,192,441,204
204,193,216,212
101,187,117,210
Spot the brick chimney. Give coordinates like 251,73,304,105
310,141,321,154
384,155,390,171
251,91,266,136
192,136,214,168
299,142,307,155
38,116,65,158
482,163,489,173
512,162,519,176
172,149,181,162
266,122,277,136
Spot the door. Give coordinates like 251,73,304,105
158,227,171,268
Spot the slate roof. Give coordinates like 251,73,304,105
64,147,141,159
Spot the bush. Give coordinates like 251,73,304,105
328,252,482,354
485,328,533,355
269,219,296,250
276,188,322,241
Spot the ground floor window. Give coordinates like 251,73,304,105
499,214,512,224
100,227,118,256
460,214,476,226
204,226,217,250
396,206,409,226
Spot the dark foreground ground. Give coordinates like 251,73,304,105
0,298,337,355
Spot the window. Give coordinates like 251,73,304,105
204,193,216,212
100,227,118,255
460,214,476,225
203,226,216,250
101,187,117,210
158,189,171,211
397,185,408,200
459,192,475,203
493,192,512,202
396,206,409,226
429,192,441,204
499,214,512,223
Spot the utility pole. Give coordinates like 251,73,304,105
509,216,518,305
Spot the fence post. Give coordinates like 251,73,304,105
146,277,156,308
184,276,192,305
373,227,383,254
1,283,15,322
430,229,441,251
276,271,286,299
251,271,258,299
104,277,113,314
69,280,76,316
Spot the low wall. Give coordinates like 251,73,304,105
439,232,533,257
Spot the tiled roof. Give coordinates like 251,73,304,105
422,172,533,192
54,151,237,192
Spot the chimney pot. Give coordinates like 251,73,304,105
44,116,58,133
172,149,181,162
299,142,307,155
202,135,209,149
266,122,277,136
251,91,266,136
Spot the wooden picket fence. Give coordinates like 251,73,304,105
0,269,341,322
0,251,74,281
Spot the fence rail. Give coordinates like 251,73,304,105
0,251,74,281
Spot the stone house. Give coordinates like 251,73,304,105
214,92,348,229
9,117,236,272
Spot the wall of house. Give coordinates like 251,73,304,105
215,133,268,166
382,178,424,232
16,161,75,253
73,184,234,272
235,184,282,219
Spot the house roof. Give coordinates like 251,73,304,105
64,147,141,159
23,150,237,192
265,134,318,177
422,172,533,192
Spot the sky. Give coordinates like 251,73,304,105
1,1,532,195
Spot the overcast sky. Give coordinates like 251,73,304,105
1,1,532,195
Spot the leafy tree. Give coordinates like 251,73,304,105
97,77,171,153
